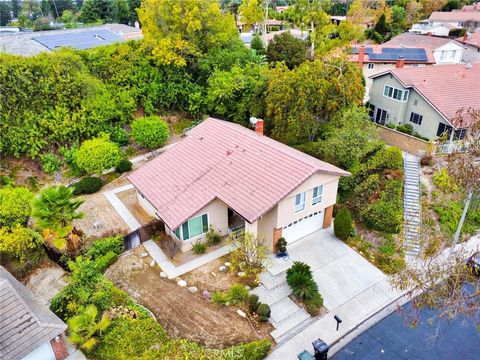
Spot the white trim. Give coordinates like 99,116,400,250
179,212,209,242
312,185,323,205
294,192,306,213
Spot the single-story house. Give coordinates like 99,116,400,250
0,266,68,360
368,63,480,140
128,118,349,252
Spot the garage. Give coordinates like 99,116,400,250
282,210,325,244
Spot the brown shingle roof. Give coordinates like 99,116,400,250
0,267,67,360
371,64,480,128
128,118,349,230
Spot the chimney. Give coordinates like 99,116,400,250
358,45,366,69
426,32,432,37
463,32,468,42
255,119,264,135
396,56,405,68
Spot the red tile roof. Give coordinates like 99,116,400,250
457,31,480,48
428,11,480,22
383,33,460,49
371,64,480,128
128,118,349,230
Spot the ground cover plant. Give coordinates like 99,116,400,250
286,262,324,316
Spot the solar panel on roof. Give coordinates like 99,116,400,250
368,47,428,62
32,29,124,51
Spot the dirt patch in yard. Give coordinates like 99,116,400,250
24,259,68,306
106,246,272,348
116,188,153,226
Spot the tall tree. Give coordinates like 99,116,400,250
112,0,130,24
238,0,263,28
266,31,309,69
265,58,365,144
11,0,20,18
49,0,75,18
80,0,112,23
0,2,11,26
138,0,239,66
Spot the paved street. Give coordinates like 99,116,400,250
332,293,480,360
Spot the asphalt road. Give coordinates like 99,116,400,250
331,300,480,360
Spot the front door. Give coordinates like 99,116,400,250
375,108,388,125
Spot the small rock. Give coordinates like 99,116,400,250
150,259,155,267
245,285,251,291
160,271,167,278
237,271,246,277
219,266,227,272
188,286,198,293
224,261,231,267
177,280,187,287
141,252,148,258
237,309,247,318
202,290,211,299
210,272,217,277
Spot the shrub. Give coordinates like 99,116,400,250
286,261,312,279
72,176,103,195
366,146,403,172
248,294,259,313
0,225,43,262
115,159,133,173
257,303,271,322
85,236,125,260
287,272,319,300
396,123,414,135
228,284,249,305
0,186,33,226
304,292,324,316
131,116,169,149
41,153,62,174
109,126,129,146
386,123,396,129
277,237,287,253
75,135,123,174
206,226,222,246
433,168,457,193
211,291,229,305
94,251,118,272
420,155,434,166
192,242,207,254
334,208,353,241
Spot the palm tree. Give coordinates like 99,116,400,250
67,305,111,351
32,185,84,252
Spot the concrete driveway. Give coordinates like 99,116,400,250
287,228,386,311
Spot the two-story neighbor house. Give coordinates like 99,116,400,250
368,63,480,140
410,10,480,35
128,118,349,252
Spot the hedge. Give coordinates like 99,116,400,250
72,177,103,195
0,186,34,227
334,208,353,241
75,136,123,174
131,116,169,149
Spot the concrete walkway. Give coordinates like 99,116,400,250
103,184,140,232
403,152,421,259
143,240,235,279
267,233,480,359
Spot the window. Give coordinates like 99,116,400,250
368,103,376,120
437,122,453,138
409,112,423,125
174,228,181,239
383,85,407,102
440,50,456,62
454,128,467,140
312,185,323,205
294,192,306,212
375,108,388,125
181,214,208,241
367,63,375,69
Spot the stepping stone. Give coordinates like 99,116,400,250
188,286,198,293
177,280,187,287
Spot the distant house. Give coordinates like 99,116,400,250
0,267,68,360
236,18,284,33
457,31,480,52
383,33,472,64
128,118,349,252
0,23,143,56
410,10,480,35
368,64,480,140
351,44,435,90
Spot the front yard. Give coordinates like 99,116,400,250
106,246,273,348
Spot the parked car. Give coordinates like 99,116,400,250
467,252,480,275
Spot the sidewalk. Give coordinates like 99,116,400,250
268,234,480,359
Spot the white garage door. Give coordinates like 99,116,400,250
282,210,325,244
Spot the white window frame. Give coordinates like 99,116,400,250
178,213,209,241
383,85,408,102
312,185,323,205
294,192,306,213
409,112,423,125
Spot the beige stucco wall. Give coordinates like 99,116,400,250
376,124,434,156
256,206,278,247
369,74,452,140
275,172,339,229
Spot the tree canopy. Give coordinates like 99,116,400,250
266,31,309,69
138,0,239,66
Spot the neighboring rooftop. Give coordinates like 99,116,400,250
370,63,480,128
128,118,349,230
0,266,67,360
457,31,480,48
453,2,480,12
428,10,480,22
351,45,434,63
0,24,142,56
383,33,459,49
